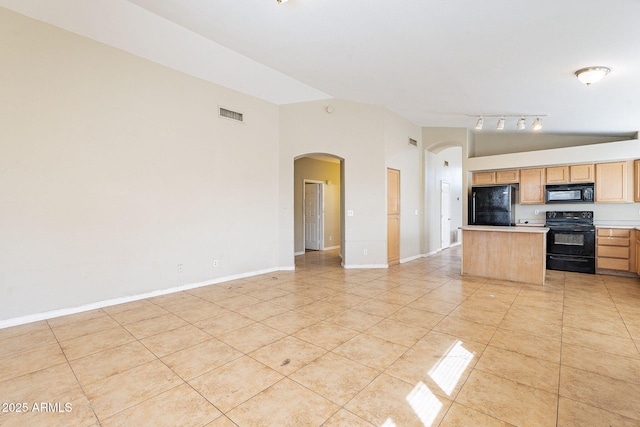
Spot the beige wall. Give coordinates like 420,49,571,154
384,110,423,261
0,9,281,322
279,99,387,267
293,157,341,254
280,99,425,268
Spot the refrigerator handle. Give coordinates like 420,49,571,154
472,192,476,224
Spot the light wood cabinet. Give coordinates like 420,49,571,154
495,169,519,184
546,166,569,184
634,160,640,202
595,161,628,203
570,164,595,183
597,228,632,271
519,168,546,204
546,164,594,184
636,229,640,275
472,171,496,186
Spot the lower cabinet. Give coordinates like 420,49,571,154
636,230,640,275
596,228,632,271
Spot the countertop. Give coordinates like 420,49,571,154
594,222,640,230
460,225,549,233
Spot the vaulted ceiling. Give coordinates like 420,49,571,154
3,0,640,136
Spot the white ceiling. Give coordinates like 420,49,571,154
3,0,640,136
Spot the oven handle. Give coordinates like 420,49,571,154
549,255,590,263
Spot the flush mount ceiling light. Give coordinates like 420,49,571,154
496,117,505,130
475,117,484,130
575,66,611,86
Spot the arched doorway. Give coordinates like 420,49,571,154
293,154,345,266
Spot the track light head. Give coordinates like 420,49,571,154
532,117,543,131
517,116,526,130
496,117,505,130
475,117,484,130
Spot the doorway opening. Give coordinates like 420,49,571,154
294,154,344,266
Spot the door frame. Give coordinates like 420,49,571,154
303,179,324,251
440,180,451,249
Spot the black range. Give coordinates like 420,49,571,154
545,211,595,274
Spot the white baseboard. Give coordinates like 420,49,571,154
294,251,305,256
322,245,340,251
343,264,388,269
0,266,291,330
424,248,443,257
400,254,426,263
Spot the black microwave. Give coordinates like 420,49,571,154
545,183,595,203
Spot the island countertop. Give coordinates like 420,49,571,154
460,225,549,233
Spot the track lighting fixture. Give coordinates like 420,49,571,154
276,0,289,3
471,114,545,132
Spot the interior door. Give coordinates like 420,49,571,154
304,182,322,250
441,181,451,248
387,169,400,265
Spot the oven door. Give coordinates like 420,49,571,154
547,227,595,257
547,254,595,274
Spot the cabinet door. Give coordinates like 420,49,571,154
495,169,520,184
636,237,640,275
634,160,640,202
546,166,569,184
472,171,496,185
520,168,546,204
570,164,595,183
595,162,628,203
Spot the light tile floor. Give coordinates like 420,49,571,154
1,247,640,426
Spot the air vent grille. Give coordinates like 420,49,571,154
408,138,418,146
219,107,243,122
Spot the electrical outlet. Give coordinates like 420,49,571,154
363,249,368,255
347,210,354,217
534,209,540,215
213,259,219,268
177,264,183,273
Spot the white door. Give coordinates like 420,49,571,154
441,181,451,249
305,182,322,250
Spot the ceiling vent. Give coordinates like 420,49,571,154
219,107,244,122
408,138,418,147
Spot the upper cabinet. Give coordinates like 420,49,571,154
595,161,629,203
495,170,519,184
545,164,594,184
546,166,569,184
472,170,519,185
520,168,546,204
471,171,495,186
569,164,595,183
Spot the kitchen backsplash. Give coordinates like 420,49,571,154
516,202,640,224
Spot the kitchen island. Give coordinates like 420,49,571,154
460,225,549,285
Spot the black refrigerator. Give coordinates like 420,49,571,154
470,185,516,226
